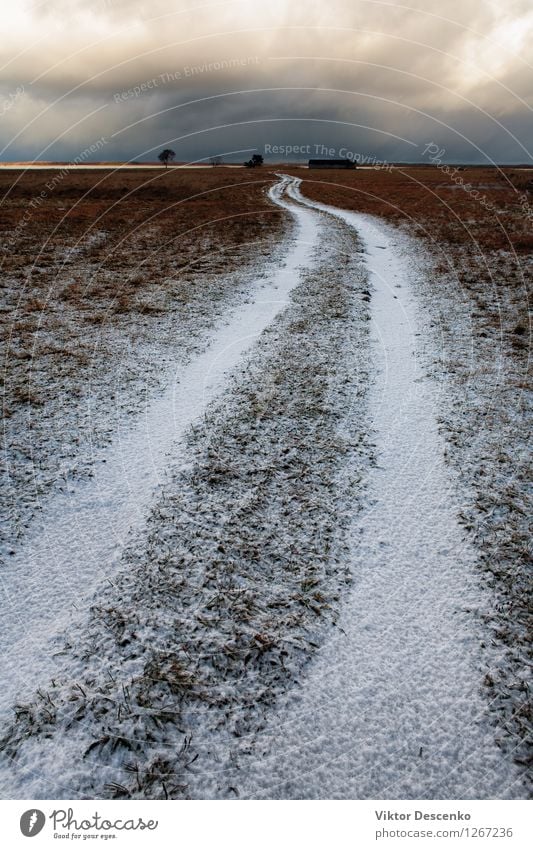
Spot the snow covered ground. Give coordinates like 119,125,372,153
0,179,311,724
0,175,529,799
223,179,526,799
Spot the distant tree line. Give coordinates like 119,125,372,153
244,154,264,168
157,150,264,168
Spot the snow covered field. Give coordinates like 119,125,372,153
0,182,308,721
223,180,526,799
0,175,530,799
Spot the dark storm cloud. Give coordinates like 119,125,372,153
1,0,531,162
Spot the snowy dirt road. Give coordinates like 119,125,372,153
0,176,525,799
0,179,314,723
227,178,524,799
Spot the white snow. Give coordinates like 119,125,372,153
0,181,319,722
228,177,524,799
0,175,524,800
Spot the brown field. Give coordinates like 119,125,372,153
0,167,284,312
287,165,533,253
1,164,530,441
1,164,529,433
0,167,286,547
0,165,531,791
0,167,284,406
289,165,532,762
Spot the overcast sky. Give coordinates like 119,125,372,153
0,0,531,163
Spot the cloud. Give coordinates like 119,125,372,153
0,0,531,162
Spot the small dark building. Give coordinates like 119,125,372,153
308,159,356,169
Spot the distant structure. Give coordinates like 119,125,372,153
308,159,356,169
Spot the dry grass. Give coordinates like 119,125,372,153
288,165,530,777
0,165,531,791
287,165,532,345
285,165,533,253
0,168,287,549
0,167,285,376
0,214,373,799
0,166,284,326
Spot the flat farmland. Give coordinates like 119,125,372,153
1,168,287,549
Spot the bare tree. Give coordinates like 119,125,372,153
209,155,223,166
